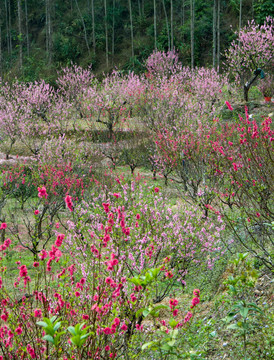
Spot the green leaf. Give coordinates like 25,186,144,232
36,321,48,328
160,343,171,351
227,323,241,330
71,335,81,347
67,326,76,336
169,319,179,329
53,322,62,332
167,339,176,347
239,307,248,318
79,323,86,331
42,334,54,344
141,341,155,350
50,316,58,323
143,309,150,318
136,308,144,318
128,278,141,286
171,329,178,338
42,317,53,326
54,331,65,345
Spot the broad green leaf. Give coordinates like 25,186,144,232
36,321,48,328
227,323,241,330
136,308,144,318
53,322,62,332
143,309,150,317
67,326,76,336
239,307,248,318
141,341,155,350
129,278,141,286
42,334,54,344
167,339,176,347
71,335,81,347
160,343,171,351
50,316,58,323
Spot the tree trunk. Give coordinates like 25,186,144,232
180,0,185,40
128,0,134,57
5,0,10,55
239,0,242,30
112,0,115,64
190,0,195,68
153,0,157,49
213,0,217,68
74,0,90,55
0,26,2,76
138,0,141,17
18,0,23,71
162,0,170,51
217,0,220,71
45,0,52,64
8,0,12,54
170,0,173,51
25,0,30,57
104,0,109,67
91,0,96,53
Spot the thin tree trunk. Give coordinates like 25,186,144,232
128,0,134,57
153,0,157,49
190,0,195,68
213,0,217,68
18,0,23,70
25,0,30,57
74,0,90,55
170,0,173,51
5,0,10,55
91,0,96,53
217,0,220,71
104,0,109,67
112,0,115,63
181,0,185,40
8,0,12,54
162,0,170,51
138,0,141,17
45,0,52,64
239,0,242,36
0,26,2,76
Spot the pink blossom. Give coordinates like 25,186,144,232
34,309,42,318
55,233,65,247
173,309,178,317
38,186,48,199
121,323,127,331
191,297,200,308
0,223,7,230
65,195,73,211
39,249,48,260
193,289,200,297
225,101,233,111
15,327,22,335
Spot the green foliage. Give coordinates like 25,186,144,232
37,316,65,348
67,323,93,348
254,0,274,24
